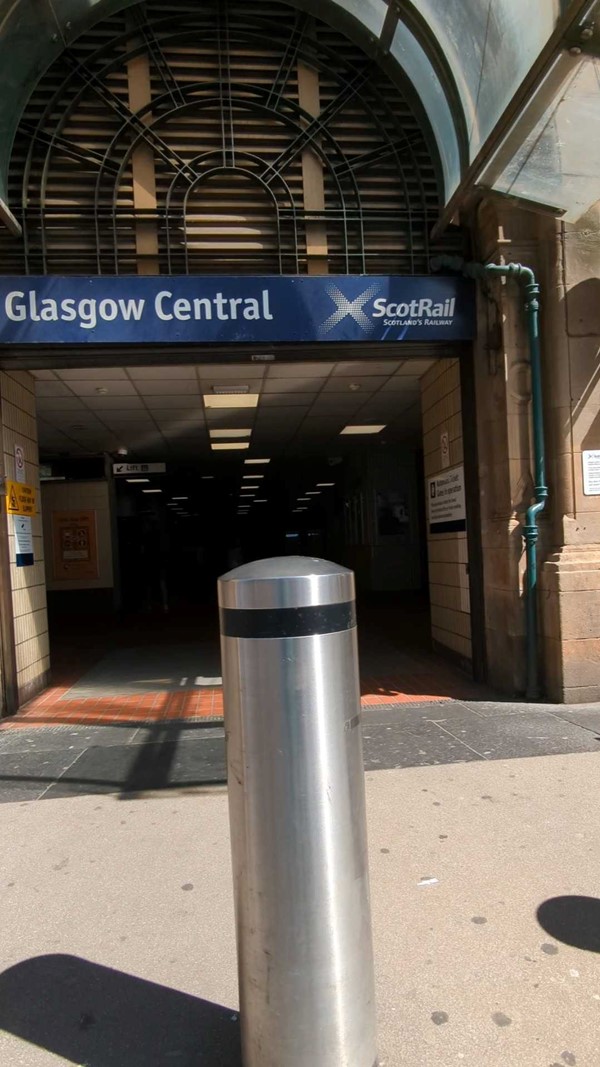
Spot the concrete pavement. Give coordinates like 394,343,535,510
1,751,599,1065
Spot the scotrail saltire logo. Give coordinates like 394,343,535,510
372,295,456,327
319,283,381,337
319,282,457,337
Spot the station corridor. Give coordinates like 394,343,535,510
3,596,487,730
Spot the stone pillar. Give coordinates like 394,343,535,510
470,198,600,702
538,208,600,701
470,200,542,695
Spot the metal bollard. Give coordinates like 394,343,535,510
218,556,377,1067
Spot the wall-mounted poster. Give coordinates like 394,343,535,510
344,496,360,544
376,489,410,538
52,510,99,581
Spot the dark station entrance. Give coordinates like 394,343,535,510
28,349,482,725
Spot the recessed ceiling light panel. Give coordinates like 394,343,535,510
340,424,386,435
210,428,252,439
211,442,250,451
204,393,259,409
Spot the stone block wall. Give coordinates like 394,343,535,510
469,201,543,695
470,198,600,701
538,206,600,701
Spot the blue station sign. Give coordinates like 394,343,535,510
0,275,475,345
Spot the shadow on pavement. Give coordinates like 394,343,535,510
120,722,190,798
537,896,600,953
0,954,241,1066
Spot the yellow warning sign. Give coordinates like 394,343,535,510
5,480,36,516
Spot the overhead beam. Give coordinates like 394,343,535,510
380,0,400,54
297,58,328,274
127,21,159,275
0,197,21,238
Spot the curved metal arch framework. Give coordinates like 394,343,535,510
171,157,294,277
6,0,463,276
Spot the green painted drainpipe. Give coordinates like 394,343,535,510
430,255,548,699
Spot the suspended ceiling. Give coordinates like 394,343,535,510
32,357,435,458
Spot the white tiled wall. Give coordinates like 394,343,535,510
1,370,49,704
421,360,472,664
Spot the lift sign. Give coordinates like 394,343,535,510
5,480,36,517
0,275,475,344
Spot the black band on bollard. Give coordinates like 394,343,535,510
220,601,356,639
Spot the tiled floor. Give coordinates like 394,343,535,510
2,599,490,730
6,653,487,730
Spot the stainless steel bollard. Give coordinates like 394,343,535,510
218,556,377,1067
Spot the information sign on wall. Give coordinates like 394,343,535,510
6,480,36,516
582,450,600,496
13,442,34,566
52,510,99,581
112,462,166,475
427,466,467,534
14,517,34,567
14,444,25,479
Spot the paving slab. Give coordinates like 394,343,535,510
424,707,600,760
0,752,599,1065
0,749,90,804
42,737,228,801
0,725,143,755
546,705,600,735
362,720,483,768
2,700,600,802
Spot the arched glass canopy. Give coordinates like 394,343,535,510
0,0,597,236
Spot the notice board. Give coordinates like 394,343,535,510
52,510,99,581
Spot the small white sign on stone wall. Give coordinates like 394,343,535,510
14,517,33,558
14,444,25,482
582,450,600,496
